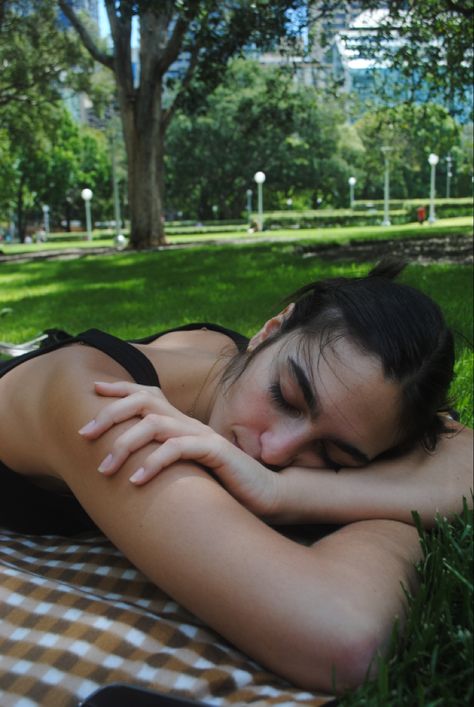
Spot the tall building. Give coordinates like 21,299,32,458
305,1,363,88
255,2,365,89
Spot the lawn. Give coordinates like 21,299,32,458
0,240,472,705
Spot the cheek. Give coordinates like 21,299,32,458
233,380,269,416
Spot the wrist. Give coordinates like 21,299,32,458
261,470,288,523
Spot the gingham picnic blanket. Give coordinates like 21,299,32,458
0,529,334,706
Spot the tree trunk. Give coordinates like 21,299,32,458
118,88,166,249
115,58,166,249
126,132,166,249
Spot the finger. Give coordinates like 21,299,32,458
128,438,192,484
79,396,142,438
97,414,197,475
79,390,168,438
94,380,144,397
128,436,226,485
94,380,168,401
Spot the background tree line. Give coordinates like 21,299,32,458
165,59,472,221
0,1,472,241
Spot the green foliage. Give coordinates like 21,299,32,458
0,1,113,237
349,0,473,117
0,0,93,109
260,209,410,229
165,59,354,219
61,0,309,248
165,70,469,220
0,104,113,238
354,103,464,201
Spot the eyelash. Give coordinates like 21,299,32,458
317,443,342,472
269,381,301,418
269,381,341,471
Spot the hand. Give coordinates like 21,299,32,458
79,381,281,518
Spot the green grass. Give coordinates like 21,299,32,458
339,501,473,707
0,241,472,706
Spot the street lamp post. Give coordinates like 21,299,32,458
110,128,123,238
81,188,93,241
254,171,266,231
246,189,253,223
381,146,392,226
446,154,452,199
348,177,356,209
41,205,50,240
428,153,439,223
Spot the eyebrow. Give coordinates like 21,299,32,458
287,356,371,467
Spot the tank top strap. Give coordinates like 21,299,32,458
76,329,160,387
0,329,160,388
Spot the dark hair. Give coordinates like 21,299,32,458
227,260,455,455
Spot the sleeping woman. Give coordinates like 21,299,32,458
0,262,472,693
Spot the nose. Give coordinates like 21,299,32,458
259,421,313,467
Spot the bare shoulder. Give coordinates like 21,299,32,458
0,343,226,532
0,344,135,477
148,327,239,355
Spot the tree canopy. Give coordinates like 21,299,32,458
165,59,352,219
57,0,313,248
1,0,471,240
349,0,473,117
0,0,92,110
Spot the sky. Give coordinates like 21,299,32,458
97,1,139,44
97,0,108,37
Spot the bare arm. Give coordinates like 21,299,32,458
83,382,473,528
0,348,422,692
272,425,473,528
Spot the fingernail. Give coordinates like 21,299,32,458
79,420,97,435
98,454,114,473
129,468,146,484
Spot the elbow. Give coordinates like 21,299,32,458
327,629,382,693
271,613,388,694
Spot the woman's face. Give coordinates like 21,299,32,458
208,334,401,470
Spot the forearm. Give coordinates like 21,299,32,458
270,425,473,528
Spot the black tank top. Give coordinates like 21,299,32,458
0,325,248,535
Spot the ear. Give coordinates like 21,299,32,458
248,302,295,350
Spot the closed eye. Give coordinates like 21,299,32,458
316,441,342,472
269,381,302,418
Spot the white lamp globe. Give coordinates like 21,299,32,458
348,177,356,186
81,188,93,201
254,171,266,184
428,153,439,166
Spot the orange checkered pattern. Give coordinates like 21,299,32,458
0,529,333,706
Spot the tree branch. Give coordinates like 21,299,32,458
161,42,200,132
57,0,114,70
104,0,134,101
155,15,189,76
